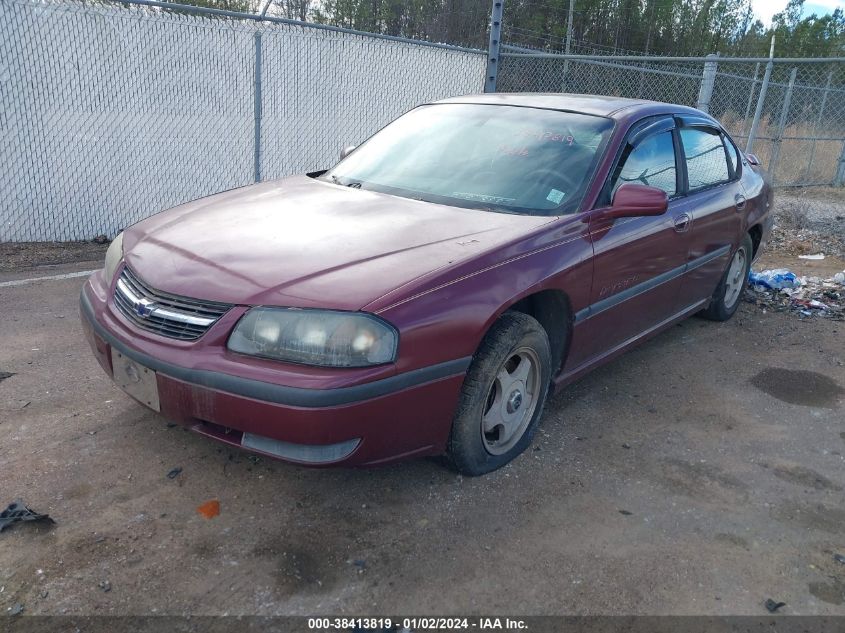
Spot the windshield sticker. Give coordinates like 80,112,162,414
452,192,517,204
546,189,565,204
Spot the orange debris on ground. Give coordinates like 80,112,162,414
196,499,220,519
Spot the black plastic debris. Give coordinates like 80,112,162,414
166,467,183,479
834,553,845,564
0,371,14,383
619,510,633,516
0,500,55,533
764,599,786,613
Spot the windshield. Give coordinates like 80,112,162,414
322,103,614,215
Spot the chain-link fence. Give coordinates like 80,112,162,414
0,0,485,242
497,50,845,190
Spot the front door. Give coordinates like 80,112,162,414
568,119,691,368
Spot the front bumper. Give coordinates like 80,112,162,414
80,277,468,467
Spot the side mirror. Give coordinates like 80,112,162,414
340,145,356,160
607,183,668,219
746,153,761,166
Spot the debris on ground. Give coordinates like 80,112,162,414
92,235,109,244
798,253,825,260
834,553,845,564
196,499,220,519
98,580,111,592
764,598,786,613
0,500,55,533
618,510,633,516
746,269,845,320
748,269,800,290
8,603,23,616
166,467,183,480
0,371,14,382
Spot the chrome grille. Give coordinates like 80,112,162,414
113,267,232,341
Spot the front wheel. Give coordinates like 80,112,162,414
700,234,753,321
447,312,552,475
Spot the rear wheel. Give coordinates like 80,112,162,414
700,234,753,321
447,312,552,475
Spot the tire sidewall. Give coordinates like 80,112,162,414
448,312,552,475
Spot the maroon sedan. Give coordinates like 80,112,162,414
80,94,772,475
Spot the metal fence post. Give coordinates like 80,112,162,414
745,37,775,155
561,0,574,91
253,31,263,183
484,0,504,92
835,141,845,187
696,53,718,113
739,62,760,136
769,67,797,186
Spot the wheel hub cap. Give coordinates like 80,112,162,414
507,390,523,413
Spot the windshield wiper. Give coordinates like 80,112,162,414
330,174,363,188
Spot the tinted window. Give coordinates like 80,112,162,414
681,128,730,189
612,131,677,196
324,104,614,215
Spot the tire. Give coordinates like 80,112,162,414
447,311,553,475
700,234,753,321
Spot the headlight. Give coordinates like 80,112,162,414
227,308,398,367
103,232,124,283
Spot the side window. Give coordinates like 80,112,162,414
611,131,677,197
680,128,730,190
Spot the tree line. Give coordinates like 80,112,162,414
161,0,845,57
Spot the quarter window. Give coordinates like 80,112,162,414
611,131,677,196
680,128,730,190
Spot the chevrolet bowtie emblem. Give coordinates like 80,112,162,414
133,297,156,318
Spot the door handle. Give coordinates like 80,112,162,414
735,194,747,211
673,213,691,233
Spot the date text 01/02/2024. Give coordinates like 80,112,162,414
306,617,528,630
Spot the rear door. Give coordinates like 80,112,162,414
569,116,690,367
672,119,744,309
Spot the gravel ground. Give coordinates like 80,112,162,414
1,192,844,617
773,188,845,259
0,242,108,273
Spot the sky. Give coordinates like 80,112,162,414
750,0,845,25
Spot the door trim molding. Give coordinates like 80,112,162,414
574,244,730,323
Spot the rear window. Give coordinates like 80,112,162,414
680,128,730,190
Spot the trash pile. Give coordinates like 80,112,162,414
746,268,845,319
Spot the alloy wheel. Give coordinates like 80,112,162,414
480,347,541,455
723,246,747,309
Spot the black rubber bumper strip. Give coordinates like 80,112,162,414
80,291,471,408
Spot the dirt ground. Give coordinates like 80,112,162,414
0,262,843,617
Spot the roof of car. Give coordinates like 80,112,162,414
431,93,707,120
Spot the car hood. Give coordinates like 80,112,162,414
123,175,554,310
